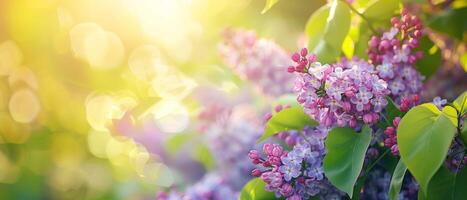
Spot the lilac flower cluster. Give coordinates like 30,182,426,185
248,126,344,199
219,29,294,97
204,105,263,188
157,173,237,200
292,52,390,128
367,9,425,101
360,167,418,200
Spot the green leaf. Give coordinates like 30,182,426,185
389,160,407,200
239,178,275,200
305,0,350,63
323,125,372,197
363,0,401,21
257,107,318,143
385,96,403,123
422,166,467,200
261,0,279,14
354,23,371,59
428,7,467,40
453,91,467,116
305,5,330,51
397,103,458,194
415,36,441,80
324,0,351,51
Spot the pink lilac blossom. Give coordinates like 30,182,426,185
248,126,344,200
219,29,294,97
292,50,390,128
367,9,425,102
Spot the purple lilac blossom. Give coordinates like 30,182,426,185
219,28,294,97
367,9,425,102
293,56,390,128
248,126,345,199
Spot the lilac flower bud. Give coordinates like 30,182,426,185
263,143,273,155
391,17,400,25
285,136,296,146
369,36,380,48
413,30,422,38
268,156,282,166
275,105,283,112
393,117,401,127
379,40,390,51
251,169,262,177
308,54,316,63
280,184,294,197
300,48,308,57
248,150,260,160
363,113,373,124
342,101,351,112
291,53,300,63
391,145,399,155
277,131,289,139
345,90,355,98
384,127,395,136
272,144,284,157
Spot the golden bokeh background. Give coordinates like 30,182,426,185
0,0,325,199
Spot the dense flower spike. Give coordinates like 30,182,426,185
367,9,425,102
219,29,294,97
248,126,344,199
292,52,390,128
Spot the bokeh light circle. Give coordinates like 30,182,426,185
8,88,41,123
151,99,190,133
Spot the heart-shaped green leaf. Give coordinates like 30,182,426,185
257,107,318,143
397,103,458,194
323,125,372,197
